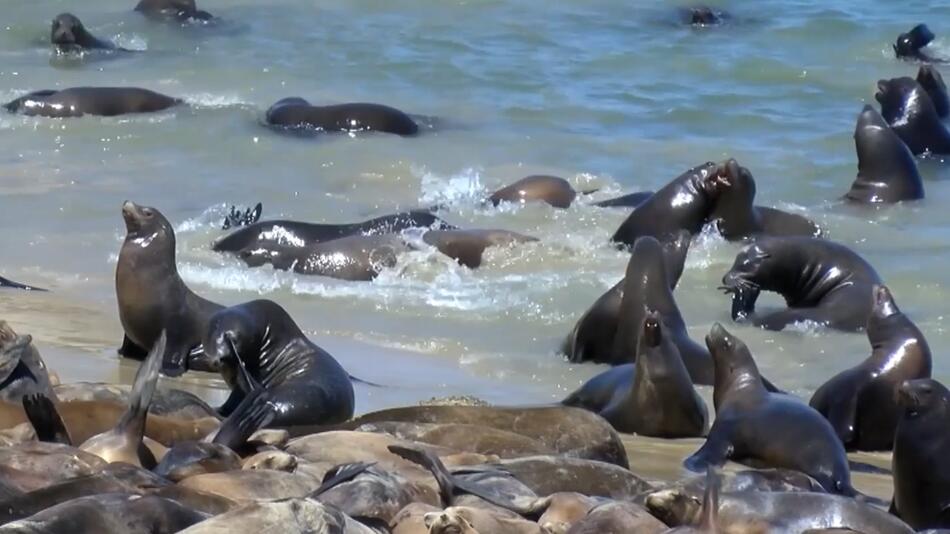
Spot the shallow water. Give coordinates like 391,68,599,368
2,0,950,483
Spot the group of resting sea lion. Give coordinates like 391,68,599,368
3,2,950,533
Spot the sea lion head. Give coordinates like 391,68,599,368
706,323,760,403
869,284,900,321
50,13,87,48
897,378,950,420
424,508,478,534
894,23,935,58
154,442,241,482
875,77,933,124
0,322,32,382
644,488,703,527
121,201,176,256
684,6,723,26
713,159,754,206
719,241,771,318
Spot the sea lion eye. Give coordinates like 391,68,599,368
143,209,154,218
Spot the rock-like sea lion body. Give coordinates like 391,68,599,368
4,88,179,118
488,175,579,208
135,0,213,21
266,97,418,136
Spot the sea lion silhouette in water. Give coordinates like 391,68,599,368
0,276,45,291
892,379,950,530
610,161,721,247
684,324,855,496
721,236,883,332
116,201,223,375
189,300,355,427
488,175,587,209
918,65,949,118
844,105,924,204
876,76,950,155
4,88,179,118
810,285,931,452
894,24,947,64
709,159,822,239
265,97,419,136
678,6,729,26
562,311,708,438
50,13,128,53
135,0,213,22
0,322,56,404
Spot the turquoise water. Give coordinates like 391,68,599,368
1,0,949,413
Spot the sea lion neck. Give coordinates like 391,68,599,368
710,160,760,238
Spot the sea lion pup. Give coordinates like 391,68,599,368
0,322,56,403
134,0,213,22
487,175,585,209
610,161,721,247
918,65,950,118
561,231,691,365
684,324,854,495
211,210,452,255
894,24,946,63
50,13,124,53
845,105,924,204
810,285,932,452
116,201,223,375
0,276,45,291
720,236,883,332
265,97,419,136
892,379,950,530
876,76,950,155
189,299,355,427
562,311,708,438
708,159,821,239
3,88,180,118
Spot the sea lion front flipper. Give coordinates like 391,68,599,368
310,462,376,497
683,426,734,472
22,393,72,445
217,389,245,418
209,386,275,450
116,330,166,447
117,334,149,360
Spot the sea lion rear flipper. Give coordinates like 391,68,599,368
310,462,376,497
22,393,72,445
117,335,149,360
117,330,166,444
683,429,733,472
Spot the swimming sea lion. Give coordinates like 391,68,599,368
892,379,950,530
50,13,124,53
0,277,45,292
810,285,931,451
191,299,355,427
876,76,950,155
561,230,691,365
116,201,223,374
721,236,883,332
610,162,720,247
592,191,654,208
709,159,821,239
4,88,180,118
563,311,708,438
487,176,580,209
894,24,946,63
679,6,728,26
845,105,924,203
134,0,213,21
421,229,538,268
0,323,55,403
265,97,419,136
918,65,950,118
684,324,854,495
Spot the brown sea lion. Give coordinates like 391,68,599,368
265,97,418,136
488,175,580,209
50,13,126,53
3,88,179,118
422,229,538,268
177,498,376,534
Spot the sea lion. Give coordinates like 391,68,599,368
894,24,946,63
177,498,375,534
424,507,543,534
684,324,854,495
134,0,213,21
876,76,950,155
0,494,207,533
562,311,708,438
561,231,691,365
892,379,950,530
592,191,654,208
4,88,179,118
0,277,45,291
212,210,451,255
708,159,822,238
721,236,883,332
222,203,263,230
355,421,553,458
190,299,355,427
810,285,931,451
116,201,223,375
50,13,124,53
610,162,720,247
314,462,438,525
153,442,242,482
487,176,580,209
265,97,419,136
53,382,218,420
178,470,323,503
0,323,55,403
845,105,924,203
483,456,651,501
565,501,666,534
679,6,729,26
421,229,538,268
919,65,950,118
0,442,108,491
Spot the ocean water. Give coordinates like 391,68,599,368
1,0,949,423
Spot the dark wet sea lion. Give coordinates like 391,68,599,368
894,24,945,63
0,323,55,403
50,13,123,52
563,311,707,437
222,203,263,230
561,231,690,365
709,159,821,239
212,210,451,255
610,237,712,384
919,65,950,118
679,6,728,26
845,105,924,203
488,176,580,209
0,276,45,291
265,97,419,136
892,379,950,529
4,87,179,118
135,0,213,21
721,236,883,332
314,462,437,525
810,285,931,451
610,161,720,247
0,493,207,533
684,324,854,495
191,299,354,427
592,191,654,208
116,201,223,375
876,76,950,155
422,229,538,268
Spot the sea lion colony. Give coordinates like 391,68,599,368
0,3,949,533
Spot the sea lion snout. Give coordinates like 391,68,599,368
705,322,732,353
897,379,934,415
50,14,81,45
642,311,663,348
